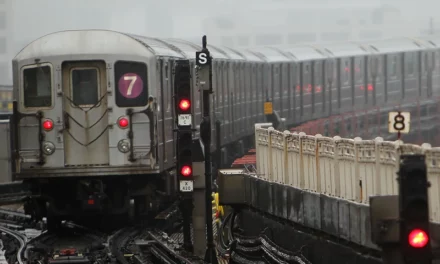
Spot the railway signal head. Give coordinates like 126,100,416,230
180,165,192,177
398,154,432,262
408,229,429,248
174,60,192,128
178,99,191,112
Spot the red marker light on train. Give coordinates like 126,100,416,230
408,229,429,248
42,119,54,131
180,165,192,177
179,99,191,111
118,117,129,128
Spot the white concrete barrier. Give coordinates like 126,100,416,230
255,126,440,223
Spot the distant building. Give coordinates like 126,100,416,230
202,2,408,49
0,0,13,84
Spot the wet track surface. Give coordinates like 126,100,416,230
0,204,214,264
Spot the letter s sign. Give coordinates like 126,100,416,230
196,51,211,66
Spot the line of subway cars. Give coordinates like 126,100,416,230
9,30,440,228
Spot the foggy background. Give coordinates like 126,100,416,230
0,0,438,84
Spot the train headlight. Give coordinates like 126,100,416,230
42,142,55,155
117,139,130,153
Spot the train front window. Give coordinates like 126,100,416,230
23,65,52,108
115,61,148,107
71,68,99,106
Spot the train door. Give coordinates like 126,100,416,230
62,61,109,166
421,51,436,99
162,60,173,168
301,61,312,121
312,60,323,118
272,64,281,117
325,59,337,116
385,53,402,104
251,64,257,126
281,63,289,119
354,56,366,107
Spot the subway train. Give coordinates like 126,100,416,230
8,30,440,229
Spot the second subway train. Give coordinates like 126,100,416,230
9,30,440,227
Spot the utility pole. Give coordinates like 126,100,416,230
195,35,218,264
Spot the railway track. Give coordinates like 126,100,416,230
0,203,234,264
0,225,28,264
0,202,205,264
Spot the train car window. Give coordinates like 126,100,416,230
334,121,340,135
343,60,349,85
388,55,397,76
436,51,440,70
71,68,99,106
324,122,329,136
420,105,428,117
355,58,363,83
346,119,351,133
23,65,52,108
405,52,415,75
115,61,148,107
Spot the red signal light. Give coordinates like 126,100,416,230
42,119,54,131
408,229,429,248
179,99,191,111
181,165,192,177
118,117,129,128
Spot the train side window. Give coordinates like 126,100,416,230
355,58,363,83
343,60,349,85
346,119,351,133
420,105,428,117
388,55,397,76
436,51,440,70
23,65,52,108
71,68,99,106
115,61,148,107
405,52,415,75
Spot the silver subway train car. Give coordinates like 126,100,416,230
9,30,440,229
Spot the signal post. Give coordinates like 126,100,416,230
370,113,433,264
370,154,433,264
174,60,194,252
195,36,218,264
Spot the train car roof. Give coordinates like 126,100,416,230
220,46,249,61
227,47,266,62
127,34,186,57
319,42,371,57
361,37,429,54
246,46,292,62
164,38,234,60
412,35,440,49
14,30,186,61
209,45,244,60
280,45,327,61
156,38,202,59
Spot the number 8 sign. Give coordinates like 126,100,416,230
118,73,143,99
388,111,410,134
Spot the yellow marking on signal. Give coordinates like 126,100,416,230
264,102,273,115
